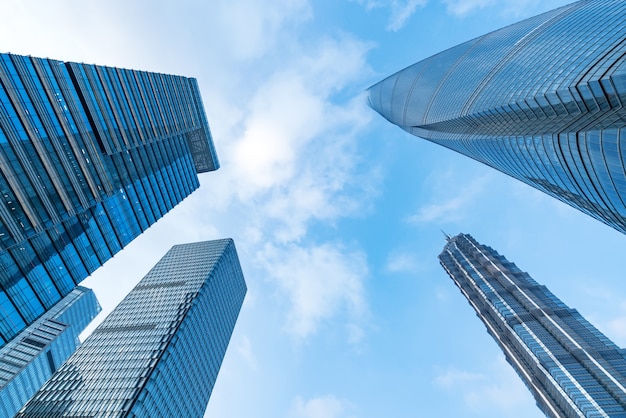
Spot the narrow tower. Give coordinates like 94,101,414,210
440,233,626,417
17,239,246,418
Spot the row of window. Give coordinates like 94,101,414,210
19,241,245,417
440,234,626,416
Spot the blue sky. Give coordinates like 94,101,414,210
2,0,626,417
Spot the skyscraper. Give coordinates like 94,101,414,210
440,233,626,417
18,239,246,418
368,0,626,234
0,286,100,417
0,52,219,347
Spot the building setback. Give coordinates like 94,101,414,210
0,286,100,417
17,239,246,418
440,233,626,417
0,52,219,348
368,0,626,234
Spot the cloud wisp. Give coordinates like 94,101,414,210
387,0,429,31
441,0,563,17
259,243,368,342
434,357,536,415
407,172,489,225
385,250,422,274
352,0,427,31
205,34,376,243
195,31,377,344
290,395,354,418
442,0,493,16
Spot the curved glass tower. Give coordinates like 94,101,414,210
369,0,626,234
440,233,626,418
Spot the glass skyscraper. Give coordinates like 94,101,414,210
0,286,100,417
440,233,626,417
0,52,218,347
17,239,246,418
368,0,626,234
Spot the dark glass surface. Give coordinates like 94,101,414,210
0,53,219,346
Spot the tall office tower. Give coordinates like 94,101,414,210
0,52,219,348
440,233,626,417
18,239,246,418
368,0,626,234
0,286,100,417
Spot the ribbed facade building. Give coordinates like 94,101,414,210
440,233,626,417
368,0,626,234
18,239,246,418
0,52,218,348
0,286,100,417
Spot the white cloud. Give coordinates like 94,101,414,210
442,0,493,16
259,243,368,341
353,0,381,11
441,0,561,17
201,36,376,245
199,0,313,61
232,76,326,192
590,298,626,348
463,376,531,412
227,37,373,197
408,173,489,224
237,335,258,371
409,194,469,223
352,0,426,31
606,316,626,347
290,395,353,418
434,357,536,415
385,251,421,274
387,0,428,31
434,367,485,388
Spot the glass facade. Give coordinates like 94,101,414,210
440,233,626,417
17,239,246,418
368,0,626,234
0,53,219,347
0,286,100,417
